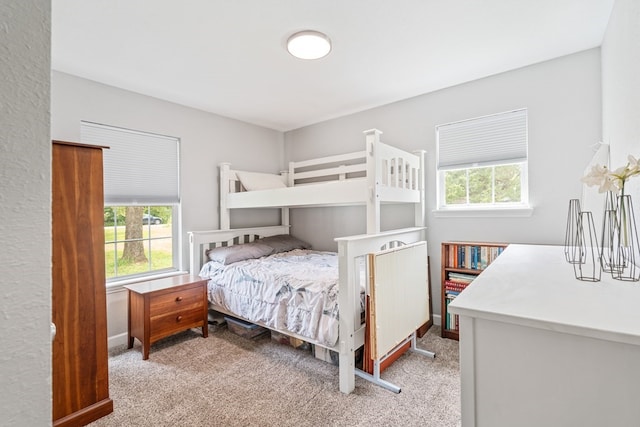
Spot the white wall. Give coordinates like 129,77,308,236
52,71,285,236
0,1,52,425
602,0,640,204
285,49,603,319
0,1,627,420
51,71,284,346
49,4,630,344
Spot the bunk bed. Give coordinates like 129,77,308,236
189,129,434,394
218,129,426,234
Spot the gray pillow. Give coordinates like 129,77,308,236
257,234,312,254
206,242,274,265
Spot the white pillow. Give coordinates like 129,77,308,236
236,171,287,191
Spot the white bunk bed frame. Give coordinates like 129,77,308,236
219,129,426,234
189,129,434,394
188,225,433,394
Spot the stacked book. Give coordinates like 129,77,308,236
447,244,505,270
444,272,476,331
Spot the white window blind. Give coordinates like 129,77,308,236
437,109,527,170
81,122,180,205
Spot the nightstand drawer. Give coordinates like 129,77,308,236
124,274,208,360
149,286,203,317
150,308,205,341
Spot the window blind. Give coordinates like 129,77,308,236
81,122,180,204
437,109,527,170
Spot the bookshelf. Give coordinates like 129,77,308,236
441,241,507,340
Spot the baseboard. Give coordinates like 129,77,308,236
53,397,113,427
108,332,128,349
432,314,442,326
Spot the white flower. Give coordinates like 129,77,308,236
627,155,640,176
582,164,615,193
581,164,608,187
582,153,640,194
600,174,620,193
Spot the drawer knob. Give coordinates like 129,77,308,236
175,296,183,302
176,315,183,322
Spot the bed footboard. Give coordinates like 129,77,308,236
335,226,427,393
188,225,428,394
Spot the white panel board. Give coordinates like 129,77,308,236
369,241,429,359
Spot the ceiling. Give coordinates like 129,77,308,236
52,0,615,132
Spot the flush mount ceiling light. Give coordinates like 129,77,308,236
287,30,332,60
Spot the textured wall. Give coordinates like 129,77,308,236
0,1,52,425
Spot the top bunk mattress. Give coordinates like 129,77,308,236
199,249,363,347
226,178,372,209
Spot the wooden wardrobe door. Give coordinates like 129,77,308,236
52,141,113,426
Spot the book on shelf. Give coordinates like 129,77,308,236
444,278,467,331
445,303,460,331
442,242,507,338
447,272,476,283
445,300,460,331
448,244,504,270
444,281,469,294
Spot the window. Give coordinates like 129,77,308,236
103,206,175,279
81,122,181,282
436,109,529,211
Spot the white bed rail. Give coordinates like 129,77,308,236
188,225,428,394
364,129,425,232
188,225,290,274
219,129,426,233
289,150,367,184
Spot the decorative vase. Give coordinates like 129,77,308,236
573,211,601,282
609,195,640,281
564,199,582,264
599,191,617,273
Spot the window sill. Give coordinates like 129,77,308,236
433,206,534,218
106,270,189,293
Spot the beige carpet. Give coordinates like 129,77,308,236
90,324,461,427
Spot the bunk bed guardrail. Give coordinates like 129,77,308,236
219,129,426,233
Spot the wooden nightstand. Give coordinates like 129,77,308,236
124,274,208,360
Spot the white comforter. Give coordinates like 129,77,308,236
199,249,341,347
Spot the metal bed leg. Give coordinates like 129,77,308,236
354,332,435,393
410,332,436,359
355,363,402,394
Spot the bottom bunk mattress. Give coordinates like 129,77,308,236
199,249,362,347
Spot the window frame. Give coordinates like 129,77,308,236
435,109,532,216
103,204,182,285
80,122,184,286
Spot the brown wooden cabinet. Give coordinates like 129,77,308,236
441,241,507,340
52,141,113,426
124,274,208,360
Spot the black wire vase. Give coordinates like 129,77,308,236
564,199,582,264
609,195,640,281
564,198,600,281
573,211,601,282
599,191,617,273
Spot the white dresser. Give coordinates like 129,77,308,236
449,244,640,427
